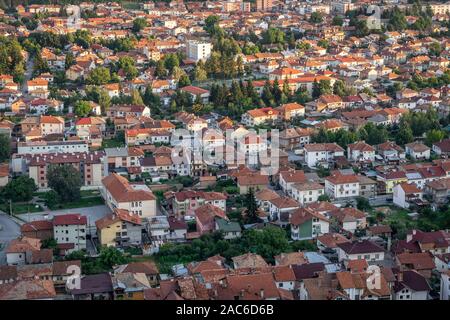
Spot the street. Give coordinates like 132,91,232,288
0,213,21,264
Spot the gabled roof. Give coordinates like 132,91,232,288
337,240,384,255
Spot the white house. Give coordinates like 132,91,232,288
279,170,307,195
304,143,345,168
347,141,375,163
268,196,299,222
325,174,360,199
405,142,430,160
336,240,385,262
102,173,157,218
440,271,450,300
393,182,423,209
291,182,325,205
394,271,430,300
53,214,87,252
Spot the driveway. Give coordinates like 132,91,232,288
0,213,21,264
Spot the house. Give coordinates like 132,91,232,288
70,273,114,300
236,172,269,194
377,171,408,194
101,173,157,218
53,214,87,253
289,208,330,241
272,265,296,291
376,141,406,163
432,139,450,157
170,190,227,216
111,272,151,300
335,271,391,300
232,253,268,269
275,102,305,121
195,204,227,235
215,217,241,240
268,196,299,222
424,177,450,204
357,175,377,199
241,107,279,126
279,169,307,195
317,233,351,252
393,270,430,300
114,261,159,286
291,181,325,205
347,141,375,163
405,229,450,255
330,207,367,233
393,182,423,209
325,173,360,199
405,142,431,160
95,209,142,248
274,252,308,266
180,85,210,103
440,271,450,300
20,220,53,241
51,260,82,290
255,189,280,212
396,252,435,279
279,127,312,150
0,279,56,300
336,240,385,262
303,143,345,168
214,273,284,300
5,237,42,266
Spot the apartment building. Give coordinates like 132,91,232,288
28,151,104,189
53,214,87,253
101,173,157,218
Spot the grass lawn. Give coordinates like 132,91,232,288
101,138,124,149
0,203,43,215
122,1,141,10
48,196,105,210
80,190,101,198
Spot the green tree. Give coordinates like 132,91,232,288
118,56,138,80
0,134,10,162
244,188,259,224
332,16,344,26
310,12,323,24
130,89,144,105
98,246,128,269
86,67,111,85
425,129,445,147
356,197,371,211
163,53,179,74
32,52,50,77
65,52,75,70
74,100,91,117
194,63,207,81
2,176,37,202
47,164,82,202
318,194,331,202
396,121,414,146
132,18,147,33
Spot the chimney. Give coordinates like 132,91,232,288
260,289,265,299
398,272,403,282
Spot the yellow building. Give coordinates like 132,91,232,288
95,209,142,247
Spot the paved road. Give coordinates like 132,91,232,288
0,213,21,264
